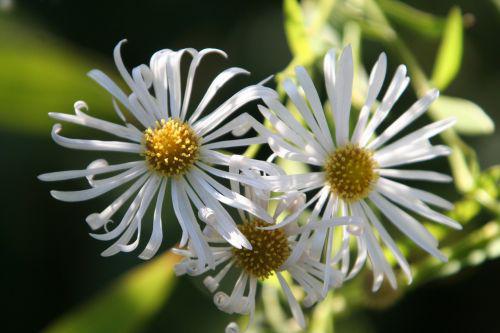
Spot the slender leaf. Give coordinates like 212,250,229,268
432,95,494,135
431,7,463,90
284,0,314,63
378,0,445,39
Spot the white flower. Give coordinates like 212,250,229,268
174,167,358,331
38,40,279,269
258,45,461,290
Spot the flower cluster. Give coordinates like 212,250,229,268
39,41,459,332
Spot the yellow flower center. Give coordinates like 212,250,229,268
324,144,378,202
232,219,291,280
143,119,200,177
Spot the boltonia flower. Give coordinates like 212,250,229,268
174,165,358,332
259,45,461,290
38,40,279,269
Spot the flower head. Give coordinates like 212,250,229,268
174,168,358,331
259,45,461,290
38,40,279,269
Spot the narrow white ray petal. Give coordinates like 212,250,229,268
116,175,161,254
89,177,149,241
380,178,455,214
295,66,334,150
192,168,273,223
263,97,328,158
181,49,227,121
149,49,172,119
258,105,307,148
370,192,447,261
376,144,451,168
193,85,278,137
364,225,398,291
323,49,337,128
261,186,330,231
196,162,270,190
48,109,141,143
309,193,336,260
203,137,267,150
368,89,439,150
183,175,251,250
51,124,142,153
87,68,133,115
276,272,306,329
38,161,143,182
351,53,387,144
374,118,456,155
200,149,283,177
139,178,168,259
50,166,147,202
376,180,461,229
167,49,194,119
333,45,353,146
172,178,213,269
268,136,324,166
360,201,412,283
360,65,409,146
202,112,270,144
345,234,368,280
378,169,452,183
283,78,330,151
188,67,250,124
128,92,156,127
131,64,161,120
263,172,325,192
86,173,149,231
99,176,159,256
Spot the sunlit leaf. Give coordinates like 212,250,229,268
432,95,494,135
0,16,115,135
378,0,445,39
431,7,463,90
284,0,314,63
43,252,180,333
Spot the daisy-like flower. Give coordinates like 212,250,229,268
258,45,461,290
38,40,279,269
174,163,358,332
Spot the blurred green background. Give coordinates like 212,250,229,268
0,0,499,332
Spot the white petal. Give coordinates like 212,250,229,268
378,169,452,183
188,66,249,124
351,53,387,144
277,272,306,329
193,85,278,137
139,178,168,259
333,45,353,146
50,166,147,202
295,66,334,150
374,117,456,155
51,124,143,153
38,160,143,182
367,89,439,150
181,49,227,121
369,192,447,261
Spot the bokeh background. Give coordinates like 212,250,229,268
1,0,499,332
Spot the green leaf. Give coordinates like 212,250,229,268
432,95,494,135
43,253,180,333
0,16,116,135
283,0,314,63
378,0,446,39
449,144,475,192
431,7,463,90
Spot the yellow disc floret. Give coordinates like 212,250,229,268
143,119,200,177
232,219,291,280
324,144,378,202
